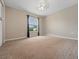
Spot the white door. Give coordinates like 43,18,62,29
0,20,2,46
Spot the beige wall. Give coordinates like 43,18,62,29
5,7,27,40
43,4,78,39
5,6,44,40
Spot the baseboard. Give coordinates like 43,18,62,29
46,34,77,40
5,36,27,42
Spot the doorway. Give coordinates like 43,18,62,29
27,15,39,38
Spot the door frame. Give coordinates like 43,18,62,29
27,15,40,38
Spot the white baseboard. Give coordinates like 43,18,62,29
46,34,77,40
5,36,27,42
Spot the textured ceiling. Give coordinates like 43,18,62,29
4,0,78,16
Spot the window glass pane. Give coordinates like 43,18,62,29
29,16,38,31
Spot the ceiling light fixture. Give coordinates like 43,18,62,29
38,0,49,11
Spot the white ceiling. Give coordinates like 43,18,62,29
4,0,77,16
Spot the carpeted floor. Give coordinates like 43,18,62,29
0,36,78,59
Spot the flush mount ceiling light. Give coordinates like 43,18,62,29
38,0,49,11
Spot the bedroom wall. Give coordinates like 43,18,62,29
43,4,78,39
5,6,44,41
5,6,27,40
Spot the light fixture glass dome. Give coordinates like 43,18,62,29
38,0,49,11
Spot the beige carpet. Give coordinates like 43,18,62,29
0,36,78,59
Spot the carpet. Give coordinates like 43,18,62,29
0,36,78,59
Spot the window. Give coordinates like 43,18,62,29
29,16,38,31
